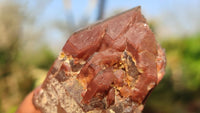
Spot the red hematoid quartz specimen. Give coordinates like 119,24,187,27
33,6,166,113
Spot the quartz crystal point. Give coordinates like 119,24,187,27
33,6,166,113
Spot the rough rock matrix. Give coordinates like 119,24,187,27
33,6,166,113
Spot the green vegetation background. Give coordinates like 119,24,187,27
0,1,200,113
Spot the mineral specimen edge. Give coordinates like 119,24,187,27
33,6,166,113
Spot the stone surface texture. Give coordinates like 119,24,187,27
33,6,166,113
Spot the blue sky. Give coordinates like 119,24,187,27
1,0,198,52
30,0,199,52
39,0,200,34
40,0,165,24
40,0,199,22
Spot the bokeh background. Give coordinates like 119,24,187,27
0,0,200,113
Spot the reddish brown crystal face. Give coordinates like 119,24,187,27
33,6,166,113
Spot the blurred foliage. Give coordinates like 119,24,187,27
34,46,56,70
0,1,200,113
144,33,200,113
0,1,55,113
